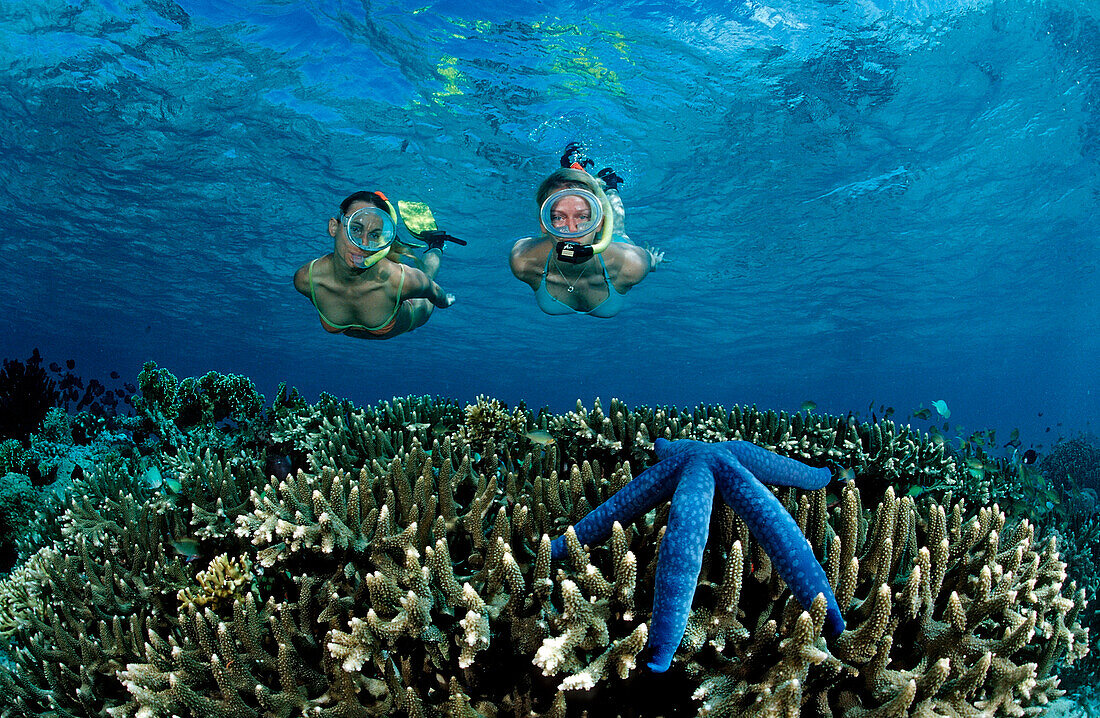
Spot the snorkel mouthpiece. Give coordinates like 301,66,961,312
355,245,391,269
554,241,594,264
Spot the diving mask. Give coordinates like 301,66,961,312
343,207,397,253
540,188,604,240
342,207,397,268
541,187,615,262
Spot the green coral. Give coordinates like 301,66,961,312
134,361,180,419
0,473,38,569
1040,435,1100,494
0,473,36,526
33,407,72,445
25,407,82,483
0,389,1089,718
135,362,264,431
0,440,30,476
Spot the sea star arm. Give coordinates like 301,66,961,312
550,454,685,560
647,457,715,672
715,455,845,636
723,439,833,489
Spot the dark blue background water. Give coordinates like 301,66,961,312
1,0,1097,449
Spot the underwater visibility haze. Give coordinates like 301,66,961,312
1,0,1100,715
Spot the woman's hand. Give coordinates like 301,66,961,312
645,244,665,271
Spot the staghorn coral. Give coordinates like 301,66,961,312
0,547,57,647
682,483,1089,715
0,472,38,571
461,394,529,462
0,389,1088,718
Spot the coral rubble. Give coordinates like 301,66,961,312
0,384,1088,717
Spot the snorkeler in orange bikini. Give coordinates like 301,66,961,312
294,191,461,340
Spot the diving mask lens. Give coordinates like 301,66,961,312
540,188,603,240
344,207,396,252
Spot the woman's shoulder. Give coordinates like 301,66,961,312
509,237,550,286
602,243,650,283
510,236,551,265
294,254,331,294
510,235,551,255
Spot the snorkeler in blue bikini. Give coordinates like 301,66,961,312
510,144,663,317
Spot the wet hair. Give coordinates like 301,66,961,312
340,191,390,215
337,191,420,265
535,168,607,206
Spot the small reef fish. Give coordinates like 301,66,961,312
800,400,817,413
139,465,163,489
1022,449,1038,465
140,465,181,494
524,430,556,446
931,400,950,419
171,538,202,560
835,466,856,482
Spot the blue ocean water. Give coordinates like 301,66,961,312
1,0,1097,448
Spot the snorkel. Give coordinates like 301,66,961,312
344,192,399,269
538,175,615,263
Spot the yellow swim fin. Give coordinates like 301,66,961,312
397,199,467,250
397,200,438,238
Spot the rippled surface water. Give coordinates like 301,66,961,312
1,0,1097,444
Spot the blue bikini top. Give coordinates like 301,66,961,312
535,253,626,318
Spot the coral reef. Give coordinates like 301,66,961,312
0,350,59,443
1040,435,1100,496
0,472,38,571
134,361,264,434
0,439,31,477
0,387,1088,718
0,350,130,446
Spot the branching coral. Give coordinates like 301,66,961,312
0,439,31,477
0,547,56,647
134,362,266,449
0,472,38,571
680,483,1089,715
0,391,1088,718
177,553,256,614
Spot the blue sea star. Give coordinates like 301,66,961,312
550,438,845,672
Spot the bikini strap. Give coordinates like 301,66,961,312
308,258,321,307
598,254,612,280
